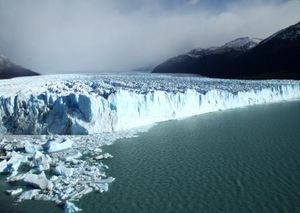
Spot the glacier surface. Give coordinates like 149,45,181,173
0,73,300,135
0,73,300,212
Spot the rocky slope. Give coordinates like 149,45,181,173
0,54,39,79
153,37,261,77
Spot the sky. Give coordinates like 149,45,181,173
0,0,300,74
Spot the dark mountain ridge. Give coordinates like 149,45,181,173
153,21,300,79
0,54,39,79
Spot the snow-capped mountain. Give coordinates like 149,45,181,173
229,21,300,79
182,37,260,60
153,21,300,79
0,54,38,79
152,37,261,77
185,37,260,58
222,37,262,50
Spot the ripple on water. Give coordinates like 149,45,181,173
1,101,300,213
86,101,300,213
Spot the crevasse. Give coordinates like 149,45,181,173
0,77,299,135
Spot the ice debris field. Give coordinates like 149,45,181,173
0,73,300,212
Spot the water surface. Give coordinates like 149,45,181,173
1,101,300,213
81,101,300,213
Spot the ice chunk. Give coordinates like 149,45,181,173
64,201,82,213
94,153,113,160
0,155,8,160
32,151,51,171
94,177,115,193
1,151,28,174
23,140,38,153
6,188,23,196
18,189,41,202
94,148,102,153
50,175,59,182
63,151,82,162
6,173,25,182
23,172,54,190
0,159,7,173
97,177,115,184
95,183,109,193
44,138,73,153
53,163,73,178
7,152,24,170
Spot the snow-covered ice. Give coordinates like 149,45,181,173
0,73,300,212
45,138,73,153
0,73,299,135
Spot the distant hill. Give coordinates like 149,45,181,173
0,54,39,79
153,21,300,79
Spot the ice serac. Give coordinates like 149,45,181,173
0,74,299,135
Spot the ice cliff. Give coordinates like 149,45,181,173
0,74,299,135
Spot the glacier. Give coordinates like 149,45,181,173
0,73,300,135
0,73,300,212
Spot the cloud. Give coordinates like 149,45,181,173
186,0,200,5
0,0,299,73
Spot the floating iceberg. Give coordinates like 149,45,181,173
94,153,113,160
64,201,82,213
18,189,41,202
0,135,115,212
53,162,73,178
0,74,299,135
22,172,54,190
0,151,28,175
6,188,23,196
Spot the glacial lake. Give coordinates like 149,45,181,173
1,101,300,213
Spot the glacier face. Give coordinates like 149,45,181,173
0,73,299,135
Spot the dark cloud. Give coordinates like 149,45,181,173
0,0,299,73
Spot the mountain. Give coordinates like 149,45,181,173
0,54,39,79
227,21,300,79
153,21,300,79
153,37,261,77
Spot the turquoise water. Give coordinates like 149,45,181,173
1,101,300,212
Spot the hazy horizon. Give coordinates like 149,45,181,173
0,0,300,74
